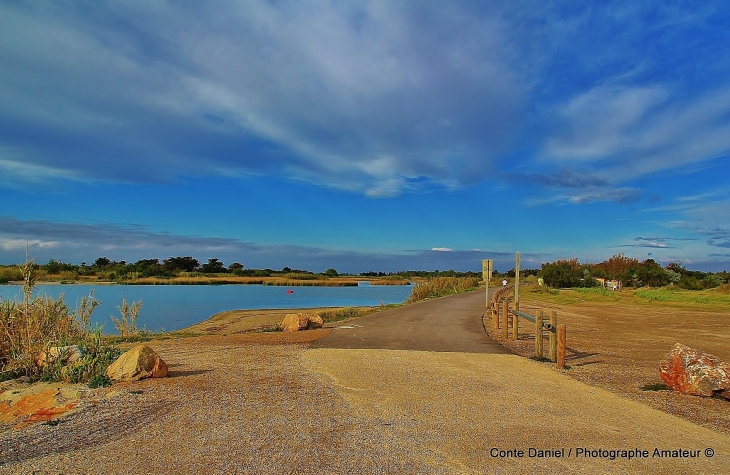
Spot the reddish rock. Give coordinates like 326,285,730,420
106,345,168,382
659,344,730,398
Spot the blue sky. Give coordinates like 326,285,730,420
1,1,730,273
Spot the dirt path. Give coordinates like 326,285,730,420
311,290,510,353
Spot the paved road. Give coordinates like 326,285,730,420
310,289,511,353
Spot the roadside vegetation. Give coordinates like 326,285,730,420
407,276,481,303
0,261,150,386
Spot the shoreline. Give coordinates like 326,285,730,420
179,306,379,335
3,279,412,287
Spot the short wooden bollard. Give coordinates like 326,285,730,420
557,324,567,369
511,305,519,341
501,300,508,340
534,309,543,358
549,310,558,362
492,302,499,332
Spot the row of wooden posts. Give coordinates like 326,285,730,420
490,286,567,369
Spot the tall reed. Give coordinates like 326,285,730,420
406,276,481,303
0,260,120,384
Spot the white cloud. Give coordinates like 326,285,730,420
543,85,730,182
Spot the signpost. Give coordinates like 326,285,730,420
482,259,493,308
515,251,520,311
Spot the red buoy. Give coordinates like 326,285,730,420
286,289,293,294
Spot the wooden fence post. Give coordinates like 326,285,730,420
492,301,499,332
534,309,543,358
511,304,519,340
549,310,558,362
557,324,567,369
501,300,508,340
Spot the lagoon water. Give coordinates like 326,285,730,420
0,283,413,334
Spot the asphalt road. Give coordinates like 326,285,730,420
310,288,512,353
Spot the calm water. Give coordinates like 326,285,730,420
0,283,413,334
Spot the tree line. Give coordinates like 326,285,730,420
534,254,729,290
1,253,727,289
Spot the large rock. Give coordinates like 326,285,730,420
36,345,84,367
308,314,324,329
106,345,168,382
659,344,730,399
281,313,321,331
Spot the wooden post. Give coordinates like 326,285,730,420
514,251,520,306
511,305,519,340
549,310,558,362
501,300,508,340
534,309,543,358
492,302,499,331
557,324,567,369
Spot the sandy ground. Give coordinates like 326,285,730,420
490,293,730,436
2,294,730,473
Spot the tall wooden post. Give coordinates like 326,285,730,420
557,324,567,369
534,309,543,358
549,310,558,362
514,252,520,308
492,301,499,331
501,300,508,340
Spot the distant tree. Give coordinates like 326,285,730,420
324,268,338,277
163,256,200,273
130,258,163,277
595,253,638,282
94,257,111,269
201,258,226,273
539,259,582,288
634,259,671,287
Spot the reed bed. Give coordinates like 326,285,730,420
406,276,480,303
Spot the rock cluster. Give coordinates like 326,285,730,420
280,313,324,331
659,343,730,399
106,345,168,382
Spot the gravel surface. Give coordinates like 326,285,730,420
2,332,729,474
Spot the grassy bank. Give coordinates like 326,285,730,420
522,285,730,308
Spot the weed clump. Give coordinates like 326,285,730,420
0,259,121,386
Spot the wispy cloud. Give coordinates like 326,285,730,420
0,1,527,196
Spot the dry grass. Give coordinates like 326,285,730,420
0,261,119,385
407,276,480,303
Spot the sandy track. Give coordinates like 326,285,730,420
2,332,728,474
